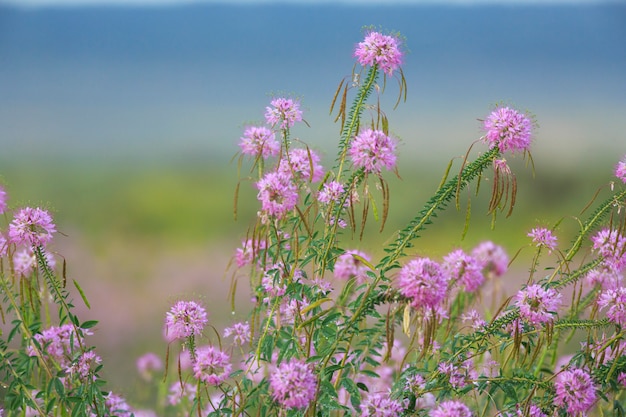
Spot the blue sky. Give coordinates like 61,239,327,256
0,0,614,7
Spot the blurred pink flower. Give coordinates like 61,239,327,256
9,207,56,248
349,129,397,174
354,30,403,76
239,126,279,159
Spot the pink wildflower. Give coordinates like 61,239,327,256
597,286,626,326
8,207,56,248
318,180,346,205
591,228,626,271
164,300,208,341
516,404,546,417
269,358,317,409
239,126,280,159
397,258,449,312
224,321,251,346
461,309,486,330
585,264,623,290
13,248,36,277
334,250,372,283
256,171,299,219
168,381,196,406
136,352,163,381
553,368,597,414
615,155,626,184
265,97,302,129
443,249,485,292
235,238,265,268
278,148,324,183
515,284,562,326
104,392,133,417
349,129,397,174
471,241,509,277
430,400,473,417
527,227,558,253
483,106,532,154
29,324,87,368
66,351,101,382
359,392,405,416
193,346,232,386
354,30,403,76
0,185,6,214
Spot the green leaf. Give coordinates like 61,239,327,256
73,279,91,309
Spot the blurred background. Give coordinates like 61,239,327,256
1,0,625,402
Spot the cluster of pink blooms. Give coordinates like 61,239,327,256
397,242,509,315
277,147,324,183
264,97,303,129
136,352,163,381
333,249,372,284
615,155,626,183
553,368,597,414
192,346,232,386
8,206,56,248
349,128,397,174
239,126,280,159
223,321,251,346
591,227,626,272
164,300,208,341
597,286,626,326
443,249,485,292
354,30,403,76
359,392,404,416
318,180,346,205
514,284,562,326
397,257,449,312
483,106,533,154
28,324,87,368
269,358,317,409
66,350,102,382
430,400,473,417
527,227,558,253
256,171,299,219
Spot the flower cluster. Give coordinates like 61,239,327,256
8,206,56,248
239,126,279,159
164,300,208,341
483,106,533,154
553,368,597,414
349,128,397,174
515,284,562,326
354,30,403,76
527,227,558,253
616,154,626,183
334,249,372,283
265,97,303,129
269,358,317,409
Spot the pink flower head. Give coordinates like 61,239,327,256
615,155,626,184
269,358,317,410
591,228,626,271
334,250,372,284
66,351,102,382
527,227,558,253
515,284,562,326
13,248,36,277
168,381,196,406
471,241,509,277
443,249,485,292
354,30,403,76
239,126,280,159
359,392,404,416
430,400,473,417
104,392,133,417
585,263,623,290
256,171,299,219
483,106,533,154
349,129,397,174
318,180,346,206
515,404,546,417
165,300,208,341
224,321,251,346
278,148,324,183
554,368,597,414
9,207,56,248
397,257,449,312
0,185,7,214
29,324,87,368
136,352,163,381
235,238,265,268
265,97,303,129
597,286,626,326
193,345,232,386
